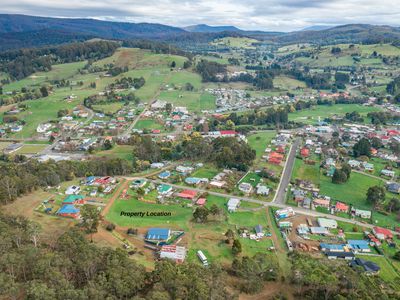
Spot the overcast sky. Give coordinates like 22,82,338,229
1,0,400,31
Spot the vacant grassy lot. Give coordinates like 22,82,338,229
158,90,215,112
106,198,193,230
273,75,307,90
292,158,320,184
134,119,165,131
247,131,276,159
95,145,133,161
191,165,219,179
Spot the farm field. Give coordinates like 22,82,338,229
273,75,307,90
211,37,259,49
288,104,382,124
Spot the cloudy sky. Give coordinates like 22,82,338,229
1,0,400,31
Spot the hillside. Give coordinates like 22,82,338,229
184,24,242,33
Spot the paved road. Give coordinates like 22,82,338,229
273,138,300,204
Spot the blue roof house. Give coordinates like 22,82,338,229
347,240,371,253
146,228,171,241
158,171,171,180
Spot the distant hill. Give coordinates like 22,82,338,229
301,25,335,31
184,24,241,33
273,24,400,44
0,14,185,39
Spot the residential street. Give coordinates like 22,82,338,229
273,138,300,204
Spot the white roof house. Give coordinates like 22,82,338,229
65,185,81,195
317,218,337,229
227,198,241,212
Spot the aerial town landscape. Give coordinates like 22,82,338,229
1,2,400,299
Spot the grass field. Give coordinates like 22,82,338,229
211,37,259,49
356,255,399,282
15,144,47,154
158,90,215,112
247,131,276,159
292,158,320,184
134,119,165,131
106,197,193,230
191,165,219,179
95,145,133,161
273,75,307,90
289,104,382,124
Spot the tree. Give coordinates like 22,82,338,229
332,169,348,184
165,103,173,114
387,198,400,213
210,204,221,215
232,239,242,255
341,163,352,179
184,82,194,91
40,86,48,97
136,187,145,200
366,186,385,209
103,139,113,150
170,61,176,68
394,251,400,261
193,206,209,223
80,204,100,242
225,229,234,244
353,138,371,157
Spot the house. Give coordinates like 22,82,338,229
65,185,81,195
373,227,393,240
62,195,85,205
185,177,202,185
335,202,349,213
255,225,263,238
227,198,240,212
350,258,380,275
219,130,237,137
351,208,371,219
318,218,337,229
209,180,226,188
275,207,295,219
313,198,330,208
196,198,206,206
131,179,146,189
268,152,284,164
146,228,171,242
256,184,270,196
381,169,395,178
57,205,80,218
325,251,355,260
302,197,311,209
197,250,208,266
157,184,172,195
160,245,186,263
310,227,329,235
238,182,253,194
300,147,310,158
158,171,171,180
348,160,361,168
151,162,165,169
347,240,371,253
362,162,374,172
177,189,197,200
326,165,336,177
176,166,194,174
387,182,400,194
320,243,345,252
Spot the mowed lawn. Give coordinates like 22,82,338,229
191,165,219,179
158,90,215,112
95,145,133,161
105,198,193,230
247,131,276,159
319,172,383,209
289,104,382,124
134,119,165,131
292,158,320,184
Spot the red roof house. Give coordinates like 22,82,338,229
219,130,237,136
177,189,197,200
335,202,349,213
300,148,310,158
269,152,284,165
373,227,393,240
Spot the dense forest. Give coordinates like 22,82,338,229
0,40,119,80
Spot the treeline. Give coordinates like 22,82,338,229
122,39,191,58
130,134,256,171
196,59,227,81
0,157,132,204
0,40,119,80
84,91,140,112
0,218,235,299
209,108,289,130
